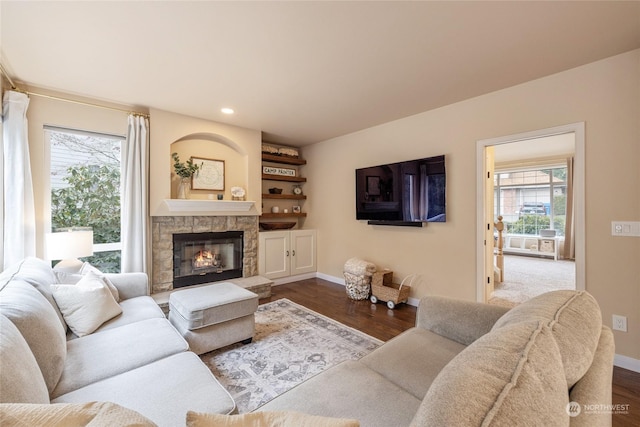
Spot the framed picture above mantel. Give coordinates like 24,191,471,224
192,157,225,191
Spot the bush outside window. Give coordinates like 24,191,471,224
48,127,123,272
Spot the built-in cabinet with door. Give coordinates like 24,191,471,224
259,229,317,280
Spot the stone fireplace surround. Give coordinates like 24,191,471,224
151,215,258,294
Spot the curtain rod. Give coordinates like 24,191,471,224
21,91,150,118
0,63,17,89
0,63,149,118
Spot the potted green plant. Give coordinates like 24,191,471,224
172,153,202,199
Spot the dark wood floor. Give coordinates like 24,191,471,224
260,278,640,427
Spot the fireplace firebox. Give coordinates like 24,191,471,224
173,231,243,288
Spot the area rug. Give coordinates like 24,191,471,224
200,298,383,413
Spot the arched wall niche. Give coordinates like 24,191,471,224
170,132,249,200
149,107,262,216
173,132,247,156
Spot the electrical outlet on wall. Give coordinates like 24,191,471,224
612,315,628,332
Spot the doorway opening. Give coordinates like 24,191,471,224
476,123,585,304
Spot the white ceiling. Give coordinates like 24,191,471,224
494,133,575,164
2,1,639,146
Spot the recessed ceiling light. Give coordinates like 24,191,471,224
221,107,234,115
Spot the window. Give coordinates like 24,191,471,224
494,166,567,236
47,127,124,272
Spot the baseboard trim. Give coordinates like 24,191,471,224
315,272,344,285
270,272,317,286
614,354,640,373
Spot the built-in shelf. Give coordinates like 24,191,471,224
262,154,307,166
261,149,307,221
262,193,307,200
163,199,255,212
262,173,307,182
260,212,308,218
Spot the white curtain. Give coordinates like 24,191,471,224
563,156,575,260
121,114,149,273
1,91,36,270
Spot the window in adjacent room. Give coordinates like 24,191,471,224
46,126,124,272
493,166,567,236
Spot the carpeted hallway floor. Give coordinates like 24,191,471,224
489,254,575,307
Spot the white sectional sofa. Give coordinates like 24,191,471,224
258,291,615,427
0,257,235,426
0,257,617,427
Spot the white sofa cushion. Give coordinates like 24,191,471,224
412,321,569,427
51,271,122,337
53,352,236,427
51,318,189,398
360,326,466,400
104,272,150,300
0,280,67,394
492,290,602,388
257,360,421,427
0,315,50,403
94,296,166,333
0,257,66,329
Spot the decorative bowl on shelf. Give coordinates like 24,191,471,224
259,222,296,230
268,187,283,194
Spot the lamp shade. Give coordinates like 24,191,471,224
45,229,94,261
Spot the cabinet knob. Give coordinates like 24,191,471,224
292,250,296,256
286,250,289,256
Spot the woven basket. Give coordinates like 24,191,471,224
344,272,371,300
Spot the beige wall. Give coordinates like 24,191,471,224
304,49,640,360
24,96,262,249
148,108,262,216
17,49,639,361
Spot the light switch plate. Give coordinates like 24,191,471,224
611,221,640,237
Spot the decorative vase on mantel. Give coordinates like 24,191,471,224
177,177,191,199
172,152,201,200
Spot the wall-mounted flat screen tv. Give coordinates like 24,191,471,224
355,155,446,223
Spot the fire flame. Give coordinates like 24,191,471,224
193,250,219,268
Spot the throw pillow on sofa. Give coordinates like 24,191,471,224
0,257,67,329
0,402,157,426
54,270,120,303
0,314,50,404
186,411,360,427
492,290,602,388
54,261,120,302
51,271,122,337
412,321,568,426
0,281,67,395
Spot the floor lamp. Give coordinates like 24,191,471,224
45,228,94,272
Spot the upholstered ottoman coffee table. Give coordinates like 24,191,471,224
168,282,259,355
